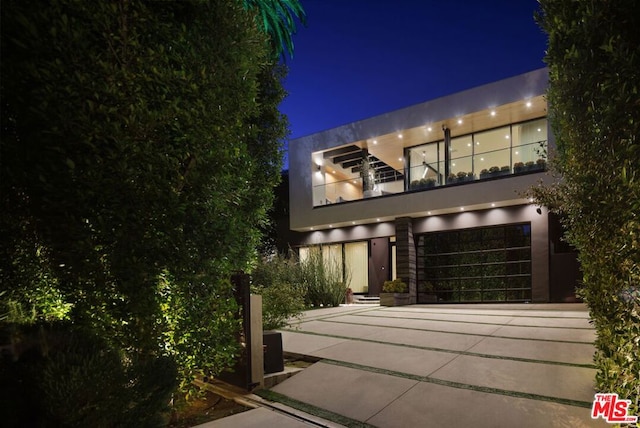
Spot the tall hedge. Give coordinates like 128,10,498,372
1,0,288,422
535,0,640,414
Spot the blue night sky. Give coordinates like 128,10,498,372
279,0,548,168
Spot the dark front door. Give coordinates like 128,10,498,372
369,238,389,296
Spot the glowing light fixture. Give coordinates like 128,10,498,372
490,110,496,116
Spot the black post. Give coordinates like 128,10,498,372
219,272,257,390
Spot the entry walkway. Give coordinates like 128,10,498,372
267,303,606,427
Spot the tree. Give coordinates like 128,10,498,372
1,0,290,422
243,0,306,59
535,0,640,414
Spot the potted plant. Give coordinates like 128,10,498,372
423,177,436,188
525,160,536,171
500,165,511,175
447,173,457,184
380,278,409,306
480,168,490,179
457,171,469,182
513,162,525,173
535,158,547,170
410,180,420,190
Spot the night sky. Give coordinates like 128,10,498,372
280,0,548,168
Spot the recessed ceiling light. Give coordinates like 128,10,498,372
427,127,432,132
310,227,314,230
332,170,336,173
398,134,403,139
515,151,519,155
352,221,356,225
460,207,464,211
329,224,333,228
467,143,471,147
452,163,456,166
399,157,403,161
491,203,495,207
427,211,432,215
457,119,463,125
526,101,532,107
373,139,378,144
376,218,380,222
537,128,541,132
490,111,496,116
476,141,480,145
480,157,484,161
505,135,510,139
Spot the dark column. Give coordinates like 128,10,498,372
395,217,417,304
443,126,451,184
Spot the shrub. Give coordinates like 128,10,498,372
536,0,640,414
251,282,305,330
299,249,349,307
382,279,408,293
251,254,306,329
2,323,177,427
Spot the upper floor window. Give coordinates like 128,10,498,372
312,117,547,207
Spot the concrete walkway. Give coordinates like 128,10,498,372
204,303,608,427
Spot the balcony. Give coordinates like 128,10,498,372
313,138,547,207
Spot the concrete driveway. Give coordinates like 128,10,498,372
268,303,607,428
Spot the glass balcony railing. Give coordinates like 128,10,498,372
312,140,546,207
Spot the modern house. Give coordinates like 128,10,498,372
288,68,579,304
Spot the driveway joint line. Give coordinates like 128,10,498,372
314,318,594,345
379,307,590,320
321,359,593,409
354,313,594,330
281,329,596,369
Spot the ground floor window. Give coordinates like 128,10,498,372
299,241,369,293
416,224,532,303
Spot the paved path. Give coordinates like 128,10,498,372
265,303,607,428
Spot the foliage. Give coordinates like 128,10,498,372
382,279,408,293
1,323,177,427
300,248,350,307
535,0,640,414
251,253,305,330
1,0,290,420
243,0,306,59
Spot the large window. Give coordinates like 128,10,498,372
299,242,369,293
416,224,532,303
407,118,548,188
408,141,445,189
311,118,548,206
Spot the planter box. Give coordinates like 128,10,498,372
380,292,410,307
263,331,284,374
